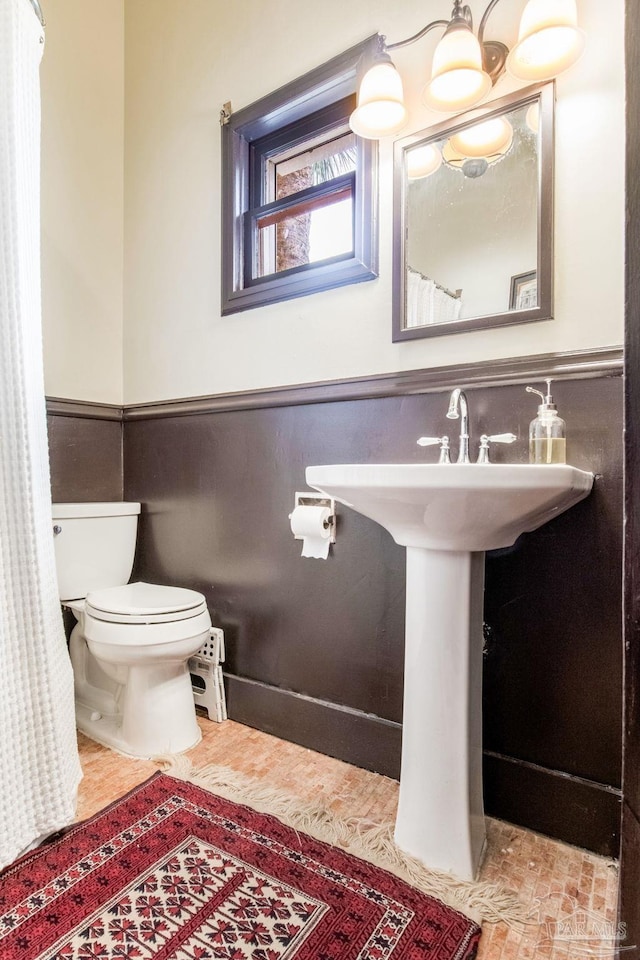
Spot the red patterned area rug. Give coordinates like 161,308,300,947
0,773,479,960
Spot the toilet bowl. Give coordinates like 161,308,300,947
52,503,212,758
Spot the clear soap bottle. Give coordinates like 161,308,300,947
525,379,566,464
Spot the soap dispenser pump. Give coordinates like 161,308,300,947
525,379,566,464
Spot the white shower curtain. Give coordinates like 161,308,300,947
0,0,81,868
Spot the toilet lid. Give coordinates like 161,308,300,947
85,581,207,624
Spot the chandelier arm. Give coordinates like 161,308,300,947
386,19,449,52
478,0,506,45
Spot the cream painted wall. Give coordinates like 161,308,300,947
35,1,625,404
41,0,124,403
122,0,621,402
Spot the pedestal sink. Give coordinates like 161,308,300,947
306,462,593,880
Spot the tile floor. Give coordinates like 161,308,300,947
76,716,620,959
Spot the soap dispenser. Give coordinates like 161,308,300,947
525,379,566,464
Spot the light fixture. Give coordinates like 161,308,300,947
349,47,408,139
507,0,586,82
449,116,513,158
349,0,586,140
442,141,488,178
442,121,512,179
422,5,492,112
406,143,443,179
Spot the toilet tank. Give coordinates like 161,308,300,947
51,502,141,601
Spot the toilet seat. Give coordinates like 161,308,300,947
86,581,207,625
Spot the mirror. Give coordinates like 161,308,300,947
392,83,553,341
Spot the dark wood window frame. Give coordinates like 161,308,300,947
221,37,379,315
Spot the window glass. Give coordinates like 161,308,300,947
251,126,357,279
256,190,353,278
270,131,357,201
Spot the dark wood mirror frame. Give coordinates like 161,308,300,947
392,82,555,342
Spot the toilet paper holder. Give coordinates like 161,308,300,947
290,491,336,544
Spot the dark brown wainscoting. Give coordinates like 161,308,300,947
621,0,640,951
47,416,123,502
483,753,620,858
47,402,123,503
122,372,623,856
225,675,403,776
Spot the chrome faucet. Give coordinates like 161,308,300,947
447,388,470,464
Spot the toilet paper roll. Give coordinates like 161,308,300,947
289,505,332,559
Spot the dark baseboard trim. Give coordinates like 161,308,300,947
484,751,621,858
224,674,402,780
123,346,623,421
46,397,123,421
224,675,621,856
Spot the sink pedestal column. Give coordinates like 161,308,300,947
394,547,486,881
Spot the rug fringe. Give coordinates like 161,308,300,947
157,755,528,927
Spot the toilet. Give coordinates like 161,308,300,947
52,501,211,758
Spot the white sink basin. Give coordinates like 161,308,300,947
306,463,594,552
305,460,593,880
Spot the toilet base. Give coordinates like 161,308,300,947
66,594,210,759
75,700,202,759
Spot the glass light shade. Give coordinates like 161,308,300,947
349,61,408,139
526,102,540,133
423,23,492,112
506,0,586,81
449,117,513,159
407,143,442,179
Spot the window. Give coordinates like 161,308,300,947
250,112,357,280
221,38,378,315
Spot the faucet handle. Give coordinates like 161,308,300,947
417,435,451,464
477,433,517,464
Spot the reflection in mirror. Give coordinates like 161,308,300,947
393,83,553,341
